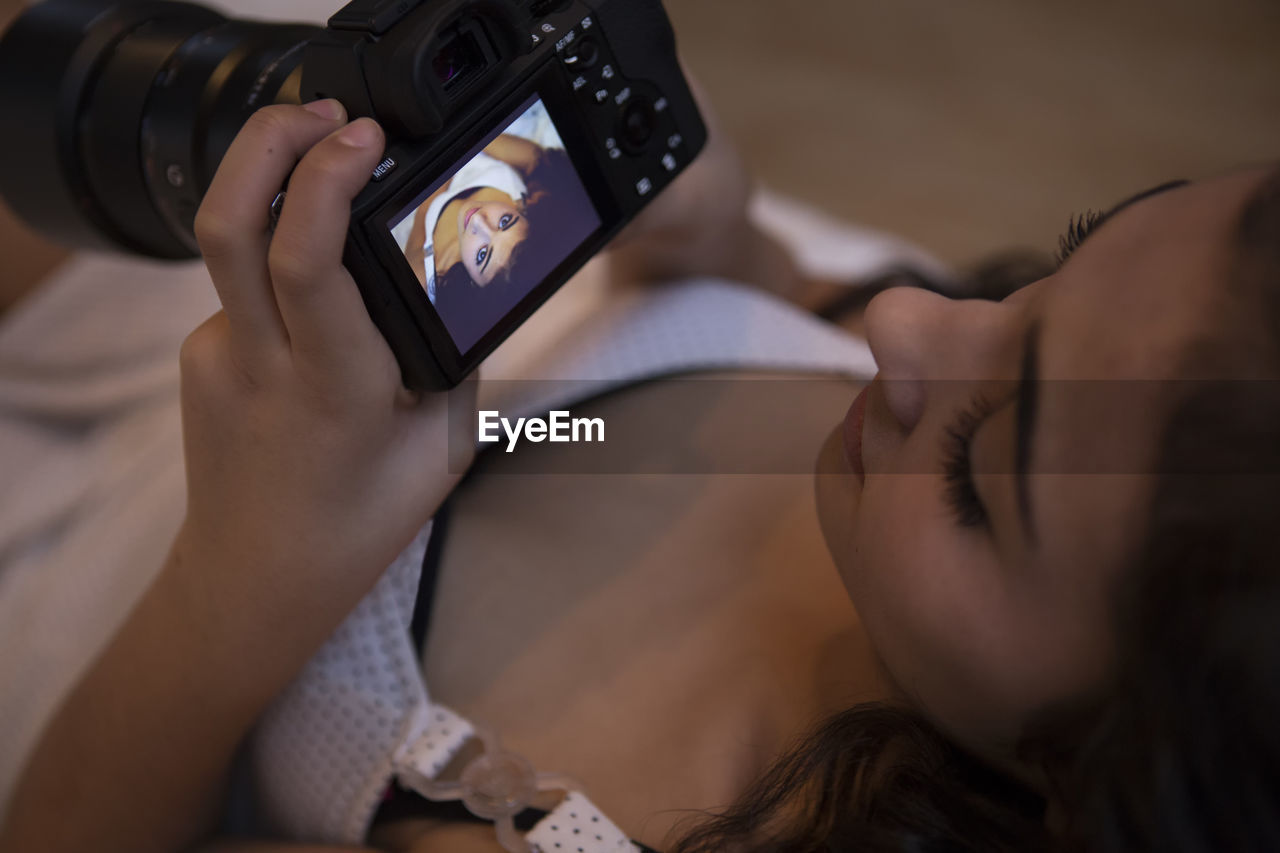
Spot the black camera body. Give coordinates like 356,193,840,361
0,0,706,389
303,0,706,388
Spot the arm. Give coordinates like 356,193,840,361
195,843,375,852
606,73,856,317
479,133,543,175
0,0,69,314
193,828,501,852
405,198,431,285
0,101,475,853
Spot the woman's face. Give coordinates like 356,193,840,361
457,197,529,286
816,167,1273,759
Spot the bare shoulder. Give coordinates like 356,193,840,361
370,817,503,853
417,370,889,848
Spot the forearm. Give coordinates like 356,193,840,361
602,82,873,325
603,74,826,305
0,2,69,314
480,133,541,173
0,100,473,853
194,842,376,852
406,203,429,284
0,530,363,853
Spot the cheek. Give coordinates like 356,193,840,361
850,473,965,652
815,427,862,571
846,458,1031,743
818,423,1056,745
819,429,971,676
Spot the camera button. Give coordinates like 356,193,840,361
328,0,416,35
562,38,600,69
371,156,398,182
636,177,654,197
662,153,678,173
618,98,657,153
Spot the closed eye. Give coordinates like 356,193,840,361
941,392,999,528
1055,179,1189,268
1055,210,1107,267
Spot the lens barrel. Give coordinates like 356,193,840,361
0,1,322,259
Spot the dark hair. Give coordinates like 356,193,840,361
672,170,1280,853
435,149,593,296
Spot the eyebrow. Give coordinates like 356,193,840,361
1101,179,1190,223
1014,321,1040,543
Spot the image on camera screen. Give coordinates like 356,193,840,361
388,96,602,353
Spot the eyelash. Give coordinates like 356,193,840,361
941,392,998,528
1055,210,1107,267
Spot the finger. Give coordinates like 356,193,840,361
267,118,389,377
195,100,348,368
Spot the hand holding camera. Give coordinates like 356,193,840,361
178,99,475,611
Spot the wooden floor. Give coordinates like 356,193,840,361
666,0,1280,266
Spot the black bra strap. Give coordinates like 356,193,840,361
410,499,453,654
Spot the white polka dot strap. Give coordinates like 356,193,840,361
248,281,881,848
394,705,475,780
527,792,638,853
393,708,637,853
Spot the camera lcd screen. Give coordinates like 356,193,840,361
387,95,602,354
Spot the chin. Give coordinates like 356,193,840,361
814,425,863,570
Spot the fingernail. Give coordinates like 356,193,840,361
338,118,381,149
302,98,345,121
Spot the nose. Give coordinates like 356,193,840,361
862,286,1023,432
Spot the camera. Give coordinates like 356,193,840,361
0,0,707,389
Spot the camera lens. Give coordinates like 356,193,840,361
0,1,323,259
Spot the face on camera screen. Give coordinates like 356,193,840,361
388,96,602,354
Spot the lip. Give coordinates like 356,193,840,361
464,206,480,230
842,382,872,478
